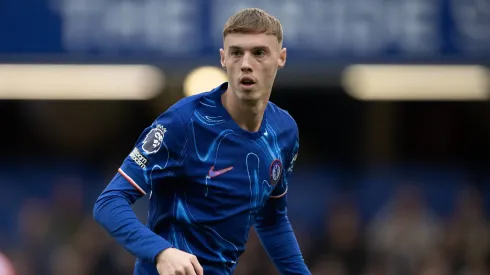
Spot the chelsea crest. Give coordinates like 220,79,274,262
269,159,283,186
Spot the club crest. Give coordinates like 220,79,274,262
269,159,283,186
142,125,167,154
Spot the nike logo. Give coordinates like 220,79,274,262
208,165,234,178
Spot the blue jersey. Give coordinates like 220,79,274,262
96,83,303,275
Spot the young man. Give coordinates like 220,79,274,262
93,8,310,275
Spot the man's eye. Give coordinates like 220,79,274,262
231,51,241,56
254,50,266,56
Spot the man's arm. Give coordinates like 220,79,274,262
93,169,172,262
254,193,310,275
254,131,310,275
93,109,187,263
94,174,202,275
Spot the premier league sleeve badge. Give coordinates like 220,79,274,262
142,124,167,154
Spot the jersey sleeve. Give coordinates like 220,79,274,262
270,129,299,199
118,109,187,196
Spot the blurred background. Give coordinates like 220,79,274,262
1,0,490,274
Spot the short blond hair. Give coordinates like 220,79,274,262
223,8,283,44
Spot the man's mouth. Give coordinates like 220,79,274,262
239,77,256,88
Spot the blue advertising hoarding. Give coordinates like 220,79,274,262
0,0,489,65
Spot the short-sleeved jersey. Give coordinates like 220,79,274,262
119,83,299,275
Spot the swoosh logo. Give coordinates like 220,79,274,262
208,165,234,178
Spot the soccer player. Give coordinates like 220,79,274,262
93,8,310,275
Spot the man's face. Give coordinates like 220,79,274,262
220,33,286,102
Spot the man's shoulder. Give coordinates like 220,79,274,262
156,92,208,125
266,101,298,134
158,83,226,124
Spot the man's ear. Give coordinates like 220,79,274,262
278,47,287,69
220,48,226,68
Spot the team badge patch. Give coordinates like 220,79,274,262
269,159,283,186
142,124,167,154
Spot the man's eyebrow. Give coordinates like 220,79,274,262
228,45,269,50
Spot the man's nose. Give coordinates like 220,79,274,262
240,53,253,72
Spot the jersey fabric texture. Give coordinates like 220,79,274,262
94,83,308,275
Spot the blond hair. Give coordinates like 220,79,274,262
223,8,283,44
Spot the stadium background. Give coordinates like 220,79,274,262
1,0,490,274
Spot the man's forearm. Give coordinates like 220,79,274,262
255,197,310,275
93,176,172,263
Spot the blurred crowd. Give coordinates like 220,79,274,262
238,184,489,275
0,173,488,275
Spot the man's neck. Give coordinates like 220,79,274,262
221,87,268,133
